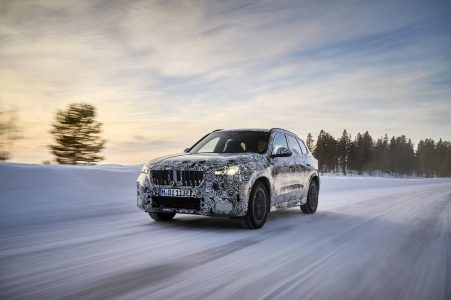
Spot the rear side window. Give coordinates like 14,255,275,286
272,133,288,154
286,135,303,155
297,139,308,155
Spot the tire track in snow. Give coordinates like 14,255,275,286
60,225,291,300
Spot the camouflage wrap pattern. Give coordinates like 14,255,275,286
137,129,319,217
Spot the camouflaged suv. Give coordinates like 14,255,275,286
137,128,319,229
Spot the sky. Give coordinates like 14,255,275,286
1,0,450,164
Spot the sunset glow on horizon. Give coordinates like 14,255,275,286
1,0,450,164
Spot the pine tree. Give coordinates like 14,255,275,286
416,139,436,177
372,134,389,173
49,103,106,164
436,139,449,177
389,136,415,176
388,136,399,174
382,134,390,171
314,130,337,172
362,131,374,173
306,133,315,153
405,138,416,175
337,129,351,174
444,142,451,177
349,132,364,174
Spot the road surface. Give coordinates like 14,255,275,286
0,164,450,299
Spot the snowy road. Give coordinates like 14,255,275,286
1,164,451,299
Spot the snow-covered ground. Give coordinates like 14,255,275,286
322,170,424,178
1,163,450,299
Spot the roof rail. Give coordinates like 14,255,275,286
270,127,299,137
212,129,223,132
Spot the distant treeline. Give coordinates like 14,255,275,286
306,130,451,177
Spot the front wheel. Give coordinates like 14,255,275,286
241,182,269,229
301,180,318,214
149,212,176,221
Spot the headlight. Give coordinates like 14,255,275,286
141,165,150,174
215,165,240,176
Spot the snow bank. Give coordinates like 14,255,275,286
0,163,140,232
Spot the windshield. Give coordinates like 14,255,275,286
190,131,270,154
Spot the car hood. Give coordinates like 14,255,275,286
146,152,264,169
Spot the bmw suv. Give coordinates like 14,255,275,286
137,128,319,229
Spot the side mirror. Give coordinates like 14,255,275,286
272,147,292,157
184,148,190,153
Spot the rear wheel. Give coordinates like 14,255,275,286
149,212,176,221
241,182,269,229
301,180,318,214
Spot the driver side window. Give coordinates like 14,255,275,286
272,133,288,154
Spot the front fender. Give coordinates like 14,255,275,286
241,168,274,207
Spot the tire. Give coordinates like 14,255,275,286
301,180,318,214
149,212,176,221
241,182,269,229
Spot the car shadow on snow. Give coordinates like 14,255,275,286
144,207,316,232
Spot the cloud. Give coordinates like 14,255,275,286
0,0,450,163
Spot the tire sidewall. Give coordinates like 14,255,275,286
248,182,269,228
308,181,318,213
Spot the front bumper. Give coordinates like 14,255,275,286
136,173,248,217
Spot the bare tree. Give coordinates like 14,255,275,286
0,109,20,161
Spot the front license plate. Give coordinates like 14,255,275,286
158,188,191,197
